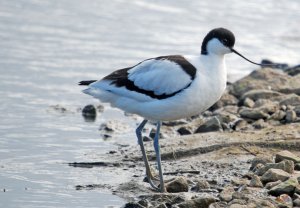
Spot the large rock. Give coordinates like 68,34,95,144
275,150,300,164
239,108,269,120
194,117,223,133
255,160,294,176
177,196,216,208
268,178,299,196
261,168,290,183
250,155,273,171
278,94,300,106
230,68,294,97
165,177,189,193
241,89,282,101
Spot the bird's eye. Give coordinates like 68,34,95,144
223,39,228,43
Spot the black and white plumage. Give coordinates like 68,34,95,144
79,28,269,192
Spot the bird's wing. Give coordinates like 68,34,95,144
99,55,197,100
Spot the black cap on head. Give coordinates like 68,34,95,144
201,28,235,55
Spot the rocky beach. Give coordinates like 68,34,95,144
73,64,300,208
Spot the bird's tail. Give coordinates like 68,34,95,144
78,80,97,86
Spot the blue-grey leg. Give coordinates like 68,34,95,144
153,121,166,192
136,119,160,191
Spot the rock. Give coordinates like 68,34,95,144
247,199,276,208
269,110,286,121
261,59,289,70
294,105,300,117
268,178,299,196
249,175,263,188
137,199,149,207
255,160,294,176
192,179,210,191
295,163,300,171
177,127,192,135
228,204,247,208
241,89,282,101
243,97,255,108
194,117,223,133
275,194,293,208
214,111,239,124
285,65,300,76
123,202,146,208
265,180,282,189
177,196,216,208
239,108,270,120
256,101,279,114
155,203,167,208
275,150,300,164
149,129,164,139
279,94,300,106
209,92,238,111
252,119,269,129
219,186,235,202
294,198,300,207
165,177,189,193
233,119,251,131
250,155,273,171
261,168,290,183
285,110,297,123
82,104,97,121
231,178,250,186
230,68,289,97
295,185,300,194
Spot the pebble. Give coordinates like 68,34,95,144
252,119,268,129
243,97,255,108
82,104,97,121
275,194,293,207
177,127,192,135
123,202,146,208
177,196,216,208
192,179,210,191
285,110,297,123
165,177,189,193
269,110,286,121
249,175,263,188
219,186,235,202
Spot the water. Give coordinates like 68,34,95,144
0,0,299,207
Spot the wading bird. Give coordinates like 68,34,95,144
79,28,272,192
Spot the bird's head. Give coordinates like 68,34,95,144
201,27,277,67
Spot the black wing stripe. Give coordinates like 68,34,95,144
103,55,196,100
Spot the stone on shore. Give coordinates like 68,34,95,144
275,150,300,164
249,175,263,188
165,177,189,193
219,186,235,202
268,178,299,196
261,169,290,183
177,196,216,208
194,117,223,133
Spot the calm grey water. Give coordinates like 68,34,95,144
0,0,299,207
